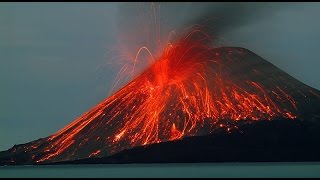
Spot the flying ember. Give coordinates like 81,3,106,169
35,25,297,163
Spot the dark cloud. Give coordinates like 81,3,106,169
181,2,301,36
114,2,304,45
112,2,320,90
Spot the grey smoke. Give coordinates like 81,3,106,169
171,3,303,37
114,2,320,90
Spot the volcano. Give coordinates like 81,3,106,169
1,29,320,165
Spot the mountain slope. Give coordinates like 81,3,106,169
50,119,320,164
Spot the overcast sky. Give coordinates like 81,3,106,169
1,2,319,151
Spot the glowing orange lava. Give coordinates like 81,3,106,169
35,26,298,163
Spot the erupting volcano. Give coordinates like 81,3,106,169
1,27,320,165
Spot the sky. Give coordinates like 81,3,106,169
1,2,320,151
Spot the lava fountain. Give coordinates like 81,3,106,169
32,26,300,163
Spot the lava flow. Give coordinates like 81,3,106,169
25,26,306,164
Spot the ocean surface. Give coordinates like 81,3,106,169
1,163,320,178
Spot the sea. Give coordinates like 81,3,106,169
1,162,320,178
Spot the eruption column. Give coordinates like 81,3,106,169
36,27,297,163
